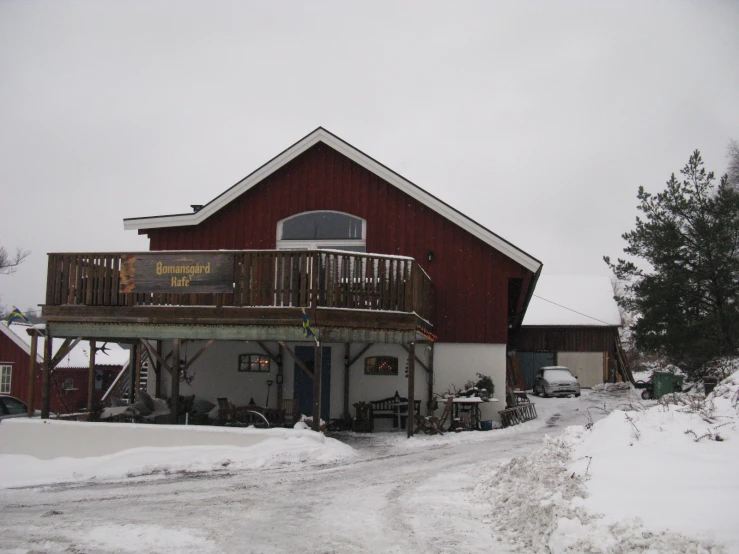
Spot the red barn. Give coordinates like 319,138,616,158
42,128,542,431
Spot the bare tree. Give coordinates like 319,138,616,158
728,138,739,190
0,245,30,275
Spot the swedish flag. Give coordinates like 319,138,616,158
301,309,314,338
7,306,30,324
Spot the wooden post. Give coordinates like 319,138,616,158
127,345,136,404
343,342,350,419
427,343,435,414
87,340,96,413
312,342,322,432
276,343,284,413
155,340,162,397
41,334,53,419
27,331,39,417
407,341,415,438
170,339,180,424
134,342,142,393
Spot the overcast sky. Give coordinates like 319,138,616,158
1,0,738,314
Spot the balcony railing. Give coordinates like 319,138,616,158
45,250,435,326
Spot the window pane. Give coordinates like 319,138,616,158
0,366,10,394
3,396,26,414
317,245,366,252
282,212,363,240
238,354,270,372
364,356,399,375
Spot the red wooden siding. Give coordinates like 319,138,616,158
141,143,533,343
1,329,30,402
511,326,619,356
0,331,119,414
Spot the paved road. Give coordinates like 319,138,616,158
0,389,636,554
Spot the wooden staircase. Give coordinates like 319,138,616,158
102,347,149,403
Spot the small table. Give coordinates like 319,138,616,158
448,397,499,431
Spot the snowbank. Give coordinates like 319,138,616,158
569,372,739,552
0,419,354,488
473,372,739,553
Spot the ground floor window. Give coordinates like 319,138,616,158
364,356,398,375
238,354,271,372
1,365,11,393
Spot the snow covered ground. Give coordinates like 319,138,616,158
0,383,736,553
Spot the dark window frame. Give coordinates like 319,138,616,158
238,354,271,373
364,356,399,376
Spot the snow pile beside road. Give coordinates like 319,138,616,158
473,372,739,553
570,370,739,552
0,420,354,488
591,381,632,393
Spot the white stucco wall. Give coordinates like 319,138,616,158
151,340,506,423
152,341,424,421
433,343,507,423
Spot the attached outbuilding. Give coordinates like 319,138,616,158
509,275,623,389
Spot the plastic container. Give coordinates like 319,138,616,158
704,377,718,395
653,371,684,399
480,420,493,431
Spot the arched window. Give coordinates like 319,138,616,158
277,211,366,252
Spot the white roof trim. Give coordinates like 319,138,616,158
124,128,542,273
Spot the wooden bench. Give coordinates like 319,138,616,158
369,392,421,431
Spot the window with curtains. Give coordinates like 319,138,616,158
277,211,366,252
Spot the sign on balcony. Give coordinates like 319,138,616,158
119,253,234,294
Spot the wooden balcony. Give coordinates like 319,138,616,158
42,250,435,343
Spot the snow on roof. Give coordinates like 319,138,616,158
0,322,130,368
523,274,622,327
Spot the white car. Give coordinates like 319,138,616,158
533,366,581,398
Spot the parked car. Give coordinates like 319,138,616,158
533,366,581,398
0,395,41,420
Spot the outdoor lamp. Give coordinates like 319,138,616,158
427,251,435,262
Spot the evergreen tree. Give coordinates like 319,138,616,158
605,150,739,377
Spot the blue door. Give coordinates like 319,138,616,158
294,346,331,420
517,351,555,390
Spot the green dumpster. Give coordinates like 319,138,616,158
652,371,684,398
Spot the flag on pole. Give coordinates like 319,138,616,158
7,306,30,324
301,309,315,338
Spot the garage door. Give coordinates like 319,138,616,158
557,352,605,388
516,351,555,390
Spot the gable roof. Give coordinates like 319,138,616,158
522,275,622,327
123,127,542,273
0,322,130,368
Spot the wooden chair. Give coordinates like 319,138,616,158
281,398,299,425
216,397,235,425
414,396,454,435
353,401,371,432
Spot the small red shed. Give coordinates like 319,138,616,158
0,322,129,414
